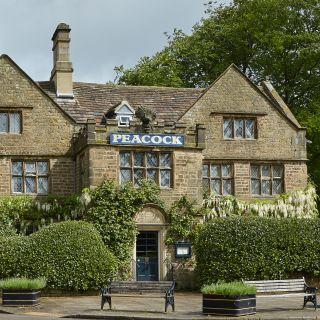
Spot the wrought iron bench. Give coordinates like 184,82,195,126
244,278,317,310
100,280,175,312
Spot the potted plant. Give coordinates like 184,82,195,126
202,281,256,316
0,277,46,306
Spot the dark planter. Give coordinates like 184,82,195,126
2,289,41,306
203,294,256,316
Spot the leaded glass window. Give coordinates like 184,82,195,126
11,160,49,194
119,151,172,188
250,164,284,196
202,163,233,195
0,112,21,134
223,118,256,139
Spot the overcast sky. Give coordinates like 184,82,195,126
0,0,230,83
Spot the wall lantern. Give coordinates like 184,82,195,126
175,241,192,259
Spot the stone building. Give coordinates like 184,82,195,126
0,23,307,283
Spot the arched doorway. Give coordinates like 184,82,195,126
133,204,168,281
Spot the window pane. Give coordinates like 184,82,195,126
203,178,210,192
211,165,220,178
160,170,170,187
146,153,158,167
211,179,221,195
160,153,171,168
273,166,283,178
37,161,49,175
9,113,21,134
223,119,233,138
12,161,23,175
26,177,36,193
262,165,271,177
0,113,8,133
223,179,232,195
26,161,36,174
222,165,232,177
134,169,144,187
251,179,260,195
12,176,23,193
147,169,157,182
234,119,244,138
38,177,49,194
120,152,131,167
273,179,283,195
202,165,209,177
262,180,271,195
245,119,255,139
120,169,132,184
133,153,144,167
251,165,260,179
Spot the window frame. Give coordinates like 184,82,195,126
202,163,234,195
119,150,173,189
11,160,50,195
250,164,284,196
0,111,22,134
223,117,257,140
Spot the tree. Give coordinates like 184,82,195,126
115,0,320,193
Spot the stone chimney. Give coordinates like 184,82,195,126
50,23,73,98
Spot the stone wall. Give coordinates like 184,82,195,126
179,66,307,162
0,56,76,196
84,145,203,205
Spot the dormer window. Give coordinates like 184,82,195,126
118,115,131,127
114,101,135,127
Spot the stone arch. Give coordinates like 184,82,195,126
134,203,167,226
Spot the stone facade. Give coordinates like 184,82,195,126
0,55,75,197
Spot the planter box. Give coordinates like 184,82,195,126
203,294,256,316
2,289,41,306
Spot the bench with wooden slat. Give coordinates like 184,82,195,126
244,277,317,310
100,280,175,312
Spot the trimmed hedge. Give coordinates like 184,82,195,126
0,221,117,291
194,217,320,285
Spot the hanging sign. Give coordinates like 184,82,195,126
110,133,185,147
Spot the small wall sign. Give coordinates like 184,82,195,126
110,133,185,147
175,242,192,259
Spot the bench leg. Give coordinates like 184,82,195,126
101,295,112,310
165,295,175,312
303,294,317,310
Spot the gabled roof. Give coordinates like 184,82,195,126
35,63,301,130
177,64,303,130
0,54,75,123
39,81,203,124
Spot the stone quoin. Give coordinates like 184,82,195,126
0,23,307,287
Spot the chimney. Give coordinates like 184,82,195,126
50,23,73,98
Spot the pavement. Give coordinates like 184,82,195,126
0,292,320,320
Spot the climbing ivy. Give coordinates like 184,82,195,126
84,180,163,277
166,196,202,245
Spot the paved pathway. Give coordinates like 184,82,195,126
0,292,320,319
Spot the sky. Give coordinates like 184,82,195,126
0,0,227,83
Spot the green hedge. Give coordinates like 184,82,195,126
0,221,117,291
194,217,320,285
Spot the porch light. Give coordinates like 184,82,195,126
175,241,192,259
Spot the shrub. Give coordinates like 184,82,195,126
201,282,256,295
0,224,17,237
0,221,117,291
0,277,46,290
194,217,320,285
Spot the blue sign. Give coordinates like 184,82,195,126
110,133,185,147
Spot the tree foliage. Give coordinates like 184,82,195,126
115,0,320,191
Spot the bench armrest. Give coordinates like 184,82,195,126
305,285,318,293
166,281,175,296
